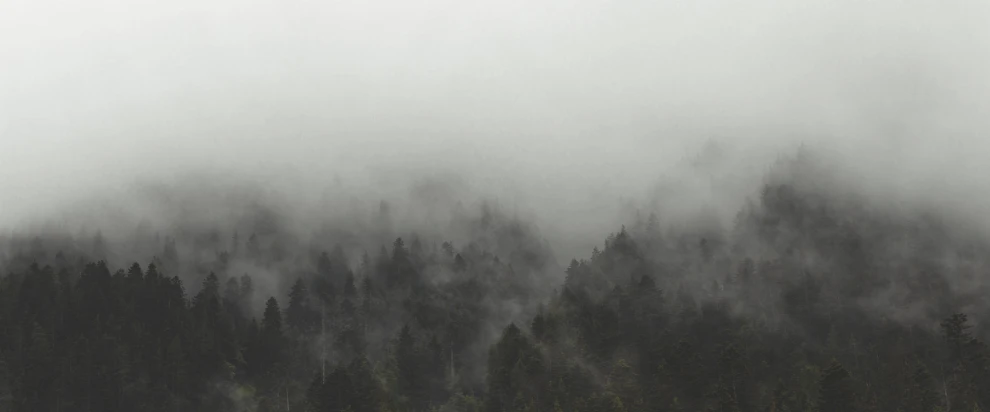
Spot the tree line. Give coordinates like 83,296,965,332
1,177,990,411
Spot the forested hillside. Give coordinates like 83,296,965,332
2,156,990,412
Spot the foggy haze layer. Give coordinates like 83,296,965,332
6,3,990,411
3,0,990,257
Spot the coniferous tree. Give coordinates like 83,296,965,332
343,273,357,299
286,278,314,333
903,360,938,412
7,175,990,412
818,360,857,412
346,356,381,412
396,325,428,411
251,297,285,391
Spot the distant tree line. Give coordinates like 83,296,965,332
2,172,990,411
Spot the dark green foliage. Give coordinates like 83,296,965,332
484,323,544,412
904,360,938,412
4,173,990,412
818,360,856,412
306,358,383,412
286,278,316,333
396,325,429,410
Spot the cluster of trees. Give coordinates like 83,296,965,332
2,165,990,411
0,203,557,412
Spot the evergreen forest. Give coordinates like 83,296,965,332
2,155,990,412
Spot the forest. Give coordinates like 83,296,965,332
1,154,990,412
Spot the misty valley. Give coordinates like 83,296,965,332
1,154,989,412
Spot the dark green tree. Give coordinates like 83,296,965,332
818,360,856,412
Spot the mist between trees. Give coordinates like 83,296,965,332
1,149,990,412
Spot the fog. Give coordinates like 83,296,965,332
6,2,990,410
2,0,990,256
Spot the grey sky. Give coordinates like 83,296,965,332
2,0,990,249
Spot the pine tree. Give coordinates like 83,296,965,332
253,297,285,389
286,278,314,333
343,274,357,299
262,297,283,340
347,356,381,412
240,274,254,309
306,371,327,411
606,359,642,412
818,360,857,412
223,276,244,328
396,325,427,410
21,322,56,412
390,238,413,287
903,360,938,412
485,323,543,412
531,311,546,342
941,313,973,363
426,335,448,407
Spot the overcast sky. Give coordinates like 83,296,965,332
2,0,990,244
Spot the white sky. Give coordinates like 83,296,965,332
2,0,990,242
